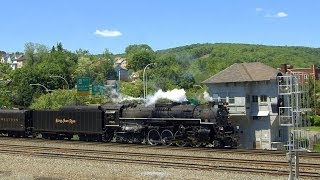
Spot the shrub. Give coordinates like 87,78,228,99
29,89,110,110
314,144,320,152
311,115,320,126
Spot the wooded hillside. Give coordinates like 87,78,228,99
157,43,320,83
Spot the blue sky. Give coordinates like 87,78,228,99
1,0,319,54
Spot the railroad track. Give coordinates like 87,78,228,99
1,137,320,160
0,143,319,178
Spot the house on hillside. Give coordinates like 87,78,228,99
1,54,16,69
130,72,139,82
15,54,26,69
113,57,130,81
203,62,287,149
1,54,26,70
113,57,143,82
1,54,12,64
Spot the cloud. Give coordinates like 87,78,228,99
276,12,288,17
255,7,288,18
264,11,288,18
94,29,122,37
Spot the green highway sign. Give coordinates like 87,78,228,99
92,84,104,96
77,77,90,96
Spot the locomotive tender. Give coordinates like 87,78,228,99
0,101,238,148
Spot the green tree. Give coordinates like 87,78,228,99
11,66,38,106
24,42,49,65
120,79,144,97
125,44,155,71
57,42,64,52
30,89,110,110
51,46,56,53
73,56,113,84
24,42,36,65
310,115,320,126
0,63,13,108
11,42,78,106
127,50,155,71
76,48,90,56
125,44,153,54
30,89,78,110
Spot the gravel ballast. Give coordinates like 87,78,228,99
0,138,304,179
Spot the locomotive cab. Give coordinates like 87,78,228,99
105,110,119,126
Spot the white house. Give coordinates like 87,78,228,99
1,54,26,70
1,54,12,64
203,62,287,149
114,57,129,81
15,54,26,69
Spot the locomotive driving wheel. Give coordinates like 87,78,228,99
146,129,161,145
161,129,173,146
174,131,188,147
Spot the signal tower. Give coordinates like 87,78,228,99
278,72,311,180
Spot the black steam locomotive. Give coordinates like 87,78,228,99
0,101,238,148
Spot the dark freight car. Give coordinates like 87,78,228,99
32,105,105,140
0,109,32,137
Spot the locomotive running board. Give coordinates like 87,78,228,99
119,118,214,125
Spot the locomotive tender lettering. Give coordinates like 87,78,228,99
0,117,19,122
55,118,76,124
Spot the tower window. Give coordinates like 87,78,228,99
260,95,267,102
252,95,258,102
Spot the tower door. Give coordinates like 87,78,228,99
255,129,270,149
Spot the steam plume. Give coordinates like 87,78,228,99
110,89,143,103
203,91,220,102
203,91,213,102
145,89,187,106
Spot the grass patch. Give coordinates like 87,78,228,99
314,144,320,152
308,126,320,132
297,126,320,132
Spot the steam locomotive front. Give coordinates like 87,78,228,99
193,102,238,148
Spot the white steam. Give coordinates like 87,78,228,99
203,91,213,102
108,88,218,106
109,89,143,103
145,89,187,106
108,88,187,105
203,91,219,102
